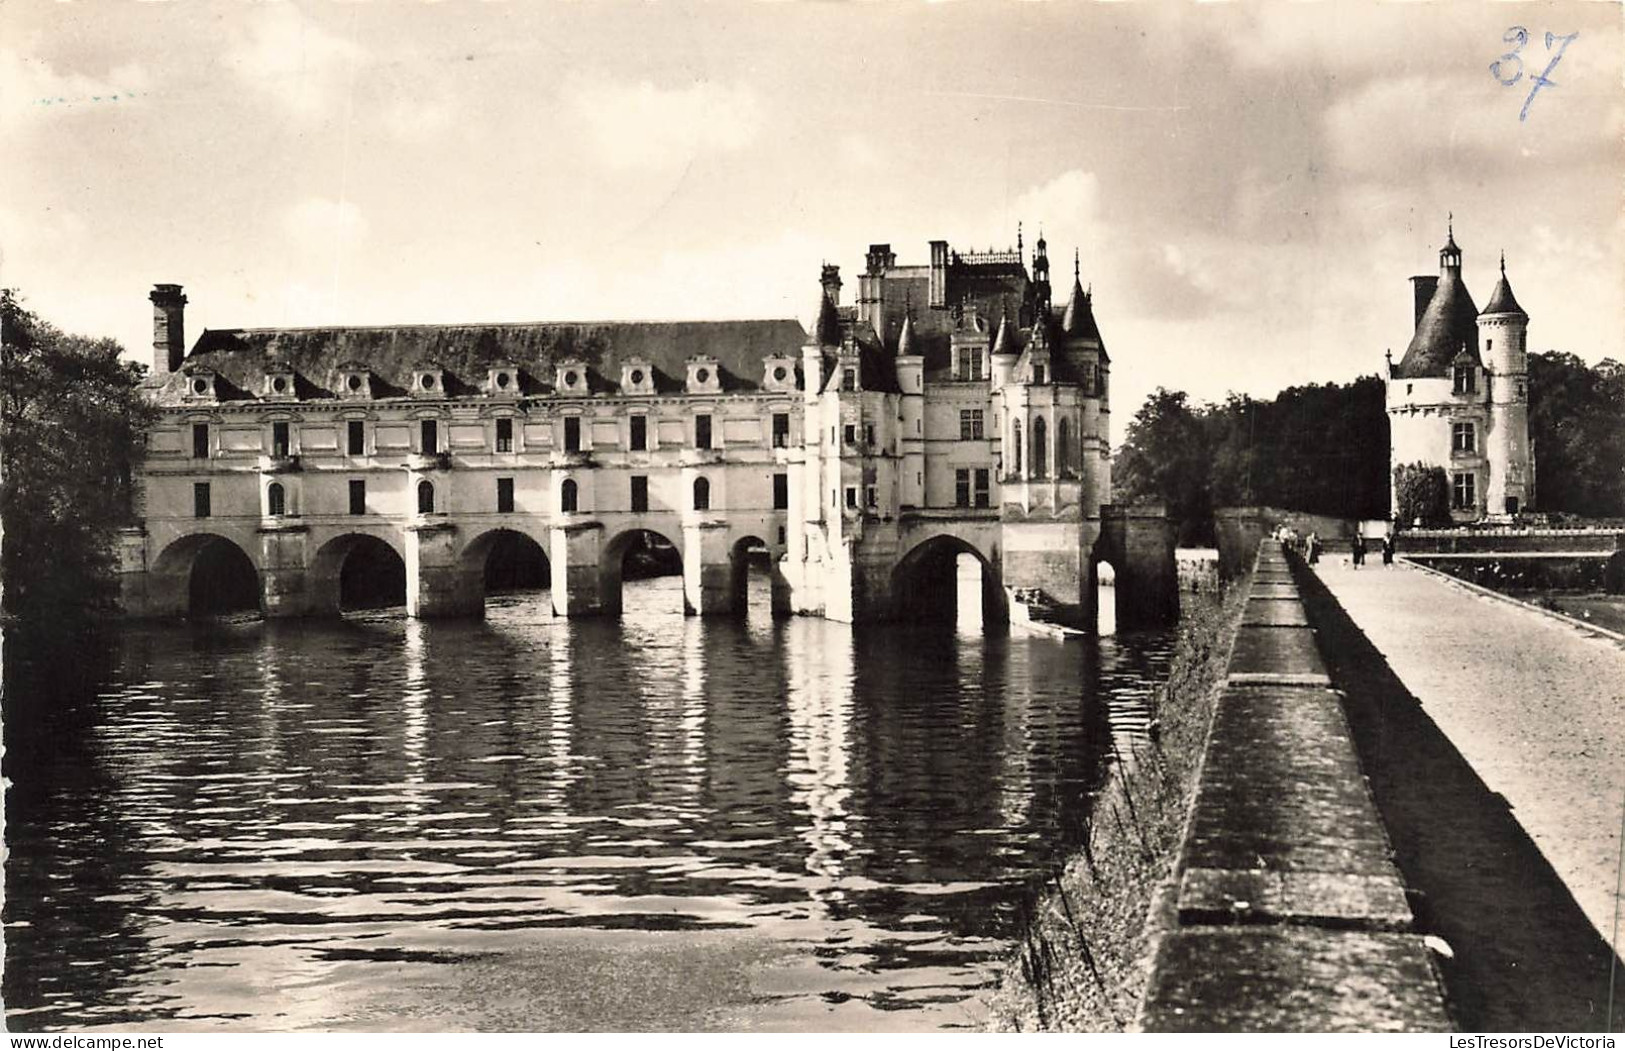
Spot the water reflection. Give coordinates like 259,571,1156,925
4,578,1185,1031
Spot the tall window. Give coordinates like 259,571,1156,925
773,472,789,510
1057,418,1071,477
955,468,972,508
772,413,790,448
563,416,581,452
348,479,366,515
841,368,857,392
1033,364,1046,385
1453,365,1476,395
192,423,209,459
631,475,649,513
496,418,514,453
974,468,991,508
560,478,578,513
1452,472,1476,510
693,476,711,511
497,477,514,513
193,482,211,518
421,419,439,455
347,420,365,456
1452,422,1476,453
1011,420,1023,475
630,414,647,451
695,414,712,450
864,423,875,446
417,480,435,514
844,486,857,509
267,482,286,516
271,421,290,458
864,485,877,509
955,347,984,382
959,408,985,440
1032,416,1048,478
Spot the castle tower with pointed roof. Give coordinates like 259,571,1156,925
1387,222,1534,522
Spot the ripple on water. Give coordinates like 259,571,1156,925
4,579,1184,1032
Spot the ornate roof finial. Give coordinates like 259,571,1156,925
1074,248,1080,280
1448,211,1453,238
1017,221,1023,254
1500,250,1506,273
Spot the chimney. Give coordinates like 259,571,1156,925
865,243,895,276
820,264,842,307
150,283,187,374
1409,275,1438,330
928,240,948,309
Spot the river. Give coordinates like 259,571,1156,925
3,577,1182,1032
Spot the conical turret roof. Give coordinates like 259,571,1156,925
1481,256,1526,317
896,312,917,356
991,312,1017,356
1397,268,1480,378
811,288,841,346
1060,277,1102,341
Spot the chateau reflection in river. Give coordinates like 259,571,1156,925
4,576,1178,1032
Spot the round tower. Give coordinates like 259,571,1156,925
1478,252,1531,515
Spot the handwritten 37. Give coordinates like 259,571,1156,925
1491,27,1579,122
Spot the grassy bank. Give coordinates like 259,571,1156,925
984,571,1251,1032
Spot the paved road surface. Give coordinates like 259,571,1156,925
1312,559,1625,949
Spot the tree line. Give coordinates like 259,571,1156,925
1,291,153,626
1113,354,1625,543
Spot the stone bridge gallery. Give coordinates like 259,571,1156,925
120,235,1178,631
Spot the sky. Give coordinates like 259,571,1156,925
4,1,1622,441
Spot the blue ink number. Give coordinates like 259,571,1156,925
1493,27,1579,120
1490,26,1527,85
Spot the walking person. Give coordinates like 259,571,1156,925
1306,531,1320,566
1382,532,1395,567
1352,533,1366,569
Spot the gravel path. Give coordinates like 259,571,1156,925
1313,559,1625,949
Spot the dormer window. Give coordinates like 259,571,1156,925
953,346,985,382
264,365,297,400
337,365,372,400
487,364,520,398
686,356,721,395
556,359,589,396
762,355,797,392
183,369,218,402
1453,364,1476,395
412,365,445,397
621,358,656,396
841,367,857,393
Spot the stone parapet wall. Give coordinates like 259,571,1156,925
1135,541,1451,1032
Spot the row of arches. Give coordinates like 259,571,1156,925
1009,416,1074,479
162,529,1122,633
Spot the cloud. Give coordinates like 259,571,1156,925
281,197,367,253
561,74,764,170
0,47,149,129
225,4,362,117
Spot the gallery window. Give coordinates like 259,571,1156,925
496,418,514,453
192,423,210,459
267,482,286,517
560,478,578,513
348,479,366,516
631,475,649,513
347,420,365,456
417,480,435,514
497,477,514,514
693,476,711,511
193,482,211,518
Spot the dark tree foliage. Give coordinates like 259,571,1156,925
1527,351,1625,518
1113,377,1390,541
1,291,153,622
1392,462,1452,527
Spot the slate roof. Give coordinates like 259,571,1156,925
1397,270,1481,379
1481,269,1526,317
145,319,809,404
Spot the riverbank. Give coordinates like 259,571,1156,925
984,571,1249,1031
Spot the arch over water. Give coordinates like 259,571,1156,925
461,527,552,612
728,534,772,615
311,533,407,613
149,533,260,617
600,527,684,615
891,535,1008,630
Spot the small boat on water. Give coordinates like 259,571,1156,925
1007,587,1088,638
